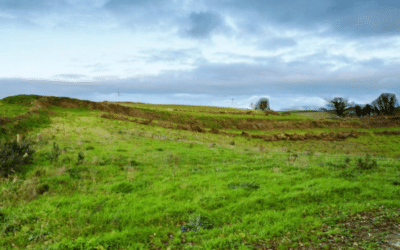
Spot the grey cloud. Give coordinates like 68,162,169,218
0,0,104,30
119,48,205,66
324,2,400,38
2,0,399,42
284,51,354,68
180,11,229,39
92,75,121,81
357,57,386,68
0,0,64,12
0,0,173,31
205,0,400,40
82,63,110,72
139,48,203,63
378,77,400,85
0,16,42,29
103,0,175,32
54,74,86,79
212,52,256,61
103,0,165,10
257,37,298,51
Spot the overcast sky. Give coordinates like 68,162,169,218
1,0,400,111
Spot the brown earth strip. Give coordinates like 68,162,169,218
99,112,372,142
1,96,400,143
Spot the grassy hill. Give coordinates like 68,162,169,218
1,94,400,250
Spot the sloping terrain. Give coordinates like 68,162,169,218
1,94,400,250
2,95,400,144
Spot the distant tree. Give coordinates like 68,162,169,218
372,106,381,116
318,107,329,112
354,105,363,117
362,104,373,116
370,93,399,116
260,101,268,111
323,97,353,117
254,98,270,111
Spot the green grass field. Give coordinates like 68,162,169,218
1,95,400,250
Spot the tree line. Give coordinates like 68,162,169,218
251,93,400,117
321,93,399,117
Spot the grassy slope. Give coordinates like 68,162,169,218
0,96,400,250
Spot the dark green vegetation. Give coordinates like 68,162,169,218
1,94,400,250
321,93,400,118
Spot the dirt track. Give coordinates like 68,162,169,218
2,96,400,142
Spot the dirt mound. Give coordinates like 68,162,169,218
99,113,153,125
258,130,368,142
99,113,371,142
345,114,400,128
194,109,259,115
30,98,51,109
210,128,219,134
31,97,164,121
116,101,145,104
35,96,93,109
264,110,280,116
374,130,400,135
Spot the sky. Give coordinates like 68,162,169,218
1,0,400,111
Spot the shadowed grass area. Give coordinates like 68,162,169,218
1,94,400,250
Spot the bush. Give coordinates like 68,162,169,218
180,214,214,233
77,151,85,165
356,153,378,170
0,137,36,178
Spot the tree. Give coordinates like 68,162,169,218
323,97,353,117
260,101,268,111
254,98,270,111
362,104,373,116
354,105,363,117
372,106,381,116
318,107,329,112
370,93,399,116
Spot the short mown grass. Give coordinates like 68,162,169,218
0,97,400,250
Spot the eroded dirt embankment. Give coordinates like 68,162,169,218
98,112,372,141
1,96,400,142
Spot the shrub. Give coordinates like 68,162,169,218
0,137,36,178
356,153,378,170
77,151,85,165
66,168,81,179
110,181,135,194
180,214,214,233
229,182,260,190
37,183,50,194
